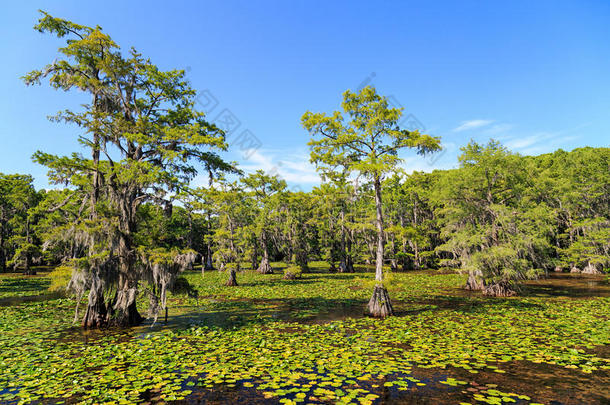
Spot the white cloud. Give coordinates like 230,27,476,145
500,131,580,155
517,136,579,155
452,119,493,132
190,148,321,189
239,149,322,185
503,132,554,150
483,123,513,135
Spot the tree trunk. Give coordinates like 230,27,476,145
295,242,309,272
367,284,394,318
346,230,355,272
338,248,354,273
251,249,258,270
400,217,408,271
23,252,36,275
205,210,214,271
283,269,300,280
204,254,214,271
111,205,143,327
339,207,354,272
368,175,393,317
346,255,354,272
465,269,485,291
390,259,398,272
582,262,601,274
251,238,259,270
82,300,109,328
112,285,143,327
257,253,273,274
187,210,193,249
111,255,142,327
225,268,238,286
83,294,109,328
81,275,109,328
338,257,348,273
339,258,354,273
389,232,398,272
0,244,5,273
329,261,337,273
483,281,517,297
23,267,36,276
257,235,273,274
570,266,581,273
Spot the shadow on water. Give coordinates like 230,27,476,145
0,276,51,292
438,272,610,301
0,292,64,307
154,296,371,331
53,271,610,343
54,296,371,343
521,273,610,298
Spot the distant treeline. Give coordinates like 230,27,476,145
2,142,608,295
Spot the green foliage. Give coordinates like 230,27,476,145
48,265,73,292
225,262,241,271
302,86,441,287
434,141,554,291
171,276,198,298
302,86,441,180
283,265,302,279
0,173,40,271
24,11,232,325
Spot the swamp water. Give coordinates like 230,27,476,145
0,271,607,404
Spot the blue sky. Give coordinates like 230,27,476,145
1,1,609,190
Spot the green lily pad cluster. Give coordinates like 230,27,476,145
0,273,51,299
0,265,608,404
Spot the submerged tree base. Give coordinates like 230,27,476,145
367,284,394,318
482,282,518,297
112,302,143,327
283,271,302,280
225,269,238,286
390,260,398,272
82,301,143,328
570,267,581,273
257,257,273,274
465,270,485,291
338,259,355,273
82,298,109,328
204,257,214,272
582,263,602,275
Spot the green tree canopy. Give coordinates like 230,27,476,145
24,11,232,327
302,86,441,316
